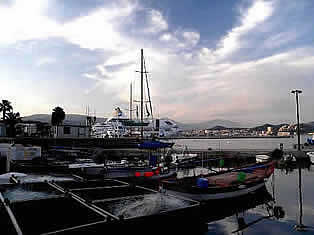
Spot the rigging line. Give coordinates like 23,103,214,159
143,56,154,120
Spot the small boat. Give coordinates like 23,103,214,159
161,161,276,202
306,152,314,163
256,154,271,163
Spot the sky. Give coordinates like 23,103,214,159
1,0,314,125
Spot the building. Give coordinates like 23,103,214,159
277,131,291,137
0,122,6,137
15,121,50,137
266,126,273,135
52,125,89,138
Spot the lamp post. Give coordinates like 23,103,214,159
291,89,305,231
291,89,302,150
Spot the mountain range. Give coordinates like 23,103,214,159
22,114,246,130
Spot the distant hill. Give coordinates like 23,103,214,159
22,114,314,133
250,122,314,133
176,119,244,130
250,123,289,132
22,114,105,125
22,115,243,130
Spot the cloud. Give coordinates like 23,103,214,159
215,0,274,58
36,57,56,67
1,0,314,124
182,31,200,47
146,9,168,33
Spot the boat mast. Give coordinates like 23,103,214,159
144,57,153,120
141,49,144,138
129,83,132,120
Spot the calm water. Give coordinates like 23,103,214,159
174,138,314,234
202,166,314,234
172,135,310,150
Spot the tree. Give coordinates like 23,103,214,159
0,100,13,121
51,107,66,126
5,112,21,137
51,107,65,137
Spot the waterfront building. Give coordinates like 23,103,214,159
277,131,291,137
52,125,89,138
0,122,6,137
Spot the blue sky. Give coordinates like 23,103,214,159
1,0,314,125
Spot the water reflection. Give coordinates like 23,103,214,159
284,160,314,232
202,184,284,234
200,159,314,234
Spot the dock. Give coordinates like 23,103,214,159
0,178,201,234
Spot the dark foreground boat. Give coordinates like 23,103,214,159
161,161,276,202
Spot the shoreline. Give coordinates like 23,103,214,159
160,136,292,140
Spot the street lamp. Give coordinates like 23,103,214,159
291,89,302,151
291,89,306,231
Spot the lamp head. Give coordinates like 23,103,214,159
291,90,302,94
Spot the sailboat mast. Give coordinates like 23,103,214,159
141,49,144,138
144,57,153,120
129,83,132,120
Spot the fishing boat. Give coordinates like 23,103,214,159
161,161,276,202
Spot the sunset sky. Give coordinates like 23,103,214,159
1,0,314,125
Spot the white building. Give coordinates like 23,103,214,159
277,131,291,137
52,125,89,138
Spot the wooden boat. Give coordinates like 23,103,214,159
161,161,276,202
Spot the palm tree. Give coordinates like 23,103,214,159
51,107,66,126
51,107,66,137
0,100,13,121
5,112,21,137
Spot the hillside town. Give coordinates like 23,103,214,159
181,124,300,138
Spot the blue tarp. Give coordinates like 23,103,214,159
307,138,314,145
138,140,174,149
234,163,269,173
149,155,157,166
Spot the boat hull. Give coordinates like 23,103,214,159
165,181,266,201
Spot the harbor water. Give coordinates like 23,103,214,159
2,137,314,234
172,135,310,150
173,137,314,234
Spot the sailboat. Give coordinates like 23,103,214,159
91,49,181,138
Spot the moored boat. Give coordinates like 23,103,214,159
161,161,276,202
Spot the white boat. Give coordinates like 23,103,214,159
306,152,314,163
91,50,181,138
91,112,129,138
256,154,271,163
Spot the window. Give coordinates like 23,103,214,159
64,126,71,135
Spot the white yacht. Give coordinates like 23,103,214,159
91,50,182,138
91,109,181,138
91,108,130,138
